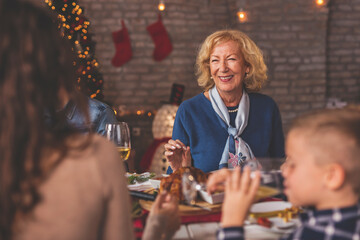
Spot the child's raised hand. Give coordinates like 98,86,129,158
206,168,230,194
221,167,261,227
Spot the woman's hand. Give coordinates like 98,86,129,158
149,191,181,240
221,167,261,228
164,139,191,172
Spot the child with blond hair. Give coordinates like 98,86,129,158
212,107,360,240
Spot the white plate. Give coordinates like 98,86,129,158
149,179,161,189
148,174,169,189
270,217,297,230
250,201,292,213
244,217,297,239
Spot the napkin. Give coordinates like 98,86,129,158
128,181,153,191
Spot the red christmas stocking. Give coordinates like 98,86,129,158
147,14,173,61
111,20,132,67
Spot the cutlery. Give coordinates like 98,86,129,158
130,190,158,201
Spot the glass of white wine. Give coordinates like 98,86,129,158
242,158,285,200
105,122,131,161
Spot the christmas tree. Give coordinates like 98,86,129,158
45,0,104,99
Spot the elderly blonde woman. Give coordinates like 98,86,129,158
165,30,285,173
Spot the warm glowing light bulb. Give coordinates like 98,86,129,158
237,9,247,23
158,1,165,11
316,0,324,6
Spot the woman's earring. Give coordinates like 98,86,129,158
210,76,213,80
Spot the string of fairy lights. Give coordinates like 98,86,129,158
157,0,328,23
45,0,104,99
237,0,327,22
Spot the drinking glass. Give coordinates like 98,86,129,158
105,122,131,161
243,158,285,199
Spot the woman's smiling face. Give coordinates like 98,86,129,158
209,40,249,96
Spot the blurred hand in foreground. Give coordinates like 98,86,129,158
144,191,181,240
206,168,231,194
221,167,261,227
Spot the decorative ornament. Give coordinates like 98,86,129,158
139,104,178,174
111,20,132,67
152,104,178,139
146,13,173,61
139,83,185,173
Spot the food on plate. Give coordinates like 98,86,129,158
131,201,143,218
257,217,273,228
255,185,280,201
159,167,208,201
126,172,156,185
277,206,302,223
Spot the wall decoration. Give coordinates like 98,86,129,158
111,20,132,67
147,13,173,61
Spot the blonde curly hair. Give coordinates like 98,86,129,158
196,30,267,92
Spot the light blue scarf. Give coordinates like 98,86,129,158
209,86,255,169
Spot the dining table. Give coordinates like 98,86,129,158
130,158,297,240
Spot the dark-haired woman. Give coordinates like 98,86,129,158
0,1,179,240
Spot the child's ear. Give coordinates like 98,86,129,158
324,163,345,190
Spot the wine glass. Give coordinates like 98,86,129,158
105,122,131,161
242,158,285,199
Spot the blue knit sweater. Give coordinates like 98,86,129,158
168,92,285,173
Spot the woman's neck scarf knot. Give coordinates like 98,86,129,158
209,86,255,169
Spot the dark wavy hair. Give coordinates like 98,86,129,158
0,1,89,239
